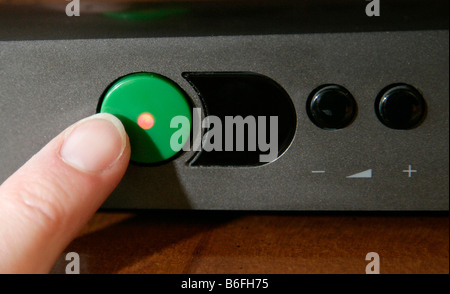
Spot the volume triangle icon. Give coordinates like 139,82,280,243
346,169,372,178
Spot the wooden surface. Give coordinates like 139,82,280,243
50,211,449,274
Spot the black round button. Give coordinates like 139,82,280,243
306,84,357,129
375,84,426,129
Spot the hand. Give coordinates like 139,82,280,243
0,113,130,273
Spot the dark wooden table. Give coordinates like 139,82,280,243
51,211,449,274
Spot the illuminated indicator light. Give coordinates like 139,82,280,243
103,7,189,20
137,112,155,129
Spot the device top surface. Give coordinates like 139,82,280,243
0,0,448,41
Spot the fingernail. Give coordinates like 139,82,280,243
59,113,127,173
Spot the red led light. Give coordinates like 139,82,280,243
137,112,155,130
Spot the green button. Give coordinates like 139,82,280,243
99,73,192,164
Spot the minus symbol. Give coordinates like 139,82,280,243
312,171,325,173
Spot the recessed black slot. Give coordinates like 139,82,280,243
183,72,297,166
